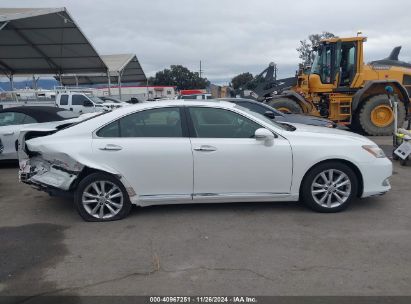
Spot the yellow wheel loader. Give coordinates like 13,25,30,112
266,37,411,135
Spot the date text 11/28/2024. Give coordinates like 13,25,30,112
149,296,257,303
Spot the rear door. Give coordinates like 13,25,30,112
91,106,193,203
57,94,69,110
186,106,292,200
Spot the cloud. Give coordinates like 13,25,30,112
1,0,411,84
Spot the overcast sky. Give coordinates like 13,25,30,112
2,0,411,84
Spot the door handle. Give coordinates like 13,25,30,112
4,131,14,136
99,144,123,151
193,145,217,152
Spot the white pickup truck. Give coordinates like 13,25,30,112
56,92,125,114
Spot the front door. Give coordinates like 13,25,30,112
71,94,95,114
91,106,193,203
187,106,292,200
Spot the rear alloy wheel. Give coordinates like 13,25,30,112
301,162,358,213
358,94,406,136
269,97,303,114
75,173,132,222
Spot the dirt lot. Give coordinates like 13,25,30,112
0,136,410,297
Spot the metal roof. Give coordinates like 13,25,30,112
0,7,107,75
57,54,147,85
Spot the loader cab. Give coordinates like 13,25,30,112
309,37,364,90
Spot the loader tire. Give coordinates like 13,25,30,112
269,98,303,114
358,94,406,136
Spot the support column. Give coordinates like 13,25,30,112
146,78,149,102
32,75,38,100
10,74,18,102
107,70,111,96
118,71,122,100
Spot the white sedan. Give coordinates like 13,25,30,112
18,100,392,222
0,106,78,160
0,106,98,160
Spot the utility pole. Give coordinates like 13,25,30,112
199,60,203,78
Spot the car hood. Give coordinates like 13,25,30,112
279,113,334,126
282,123,375,145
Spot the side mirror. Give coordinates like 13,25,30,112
255,128,275,142
264,111,276,119
83,100,93,107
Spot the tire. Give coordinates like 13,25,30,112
269,97,303,114
392,147,400,161
74,172,132,222
301,162,358,213
358,94,406,136
348,111,363,133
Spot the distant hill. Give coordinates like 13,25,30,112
0,79,58,91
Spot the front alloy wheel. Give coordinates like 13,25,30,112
301,162,358,212
311,169,351,208
75,173,132,221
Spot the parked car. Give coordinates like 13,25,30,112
100,96,129,106
18,100,392,221
56,92,124,114
221,98,337,128
178,94,213,100
0,106,80,160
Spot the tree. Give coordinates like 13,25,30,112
296,32,336,66
149,65,209,90
231,72,254,90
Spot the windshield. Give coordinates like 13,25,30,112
310,44,332,83
58,112,107,131
88,96,104,104
233,105,287,131
104,98,122,103
311,50,320,75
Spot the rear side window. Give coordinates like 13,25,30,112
59,95,69,105
0,112,37,126
23,115,37,124
97,107,183,138
72,95,90,106
97,120,120,137
0,112,26,126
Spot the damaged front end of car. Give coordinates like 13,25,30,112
18,129,84,196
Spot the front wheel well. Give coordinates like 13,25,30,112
300,159,364,198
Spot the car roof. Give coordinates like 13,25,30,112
61,99,234,129
0,106,77,123
122,99,235,109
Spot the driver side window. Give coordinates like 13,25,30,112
72,95,90,106
188,107,262,138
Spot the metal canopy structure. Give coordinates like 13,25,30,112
0,7,107,77
57,54,147,86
